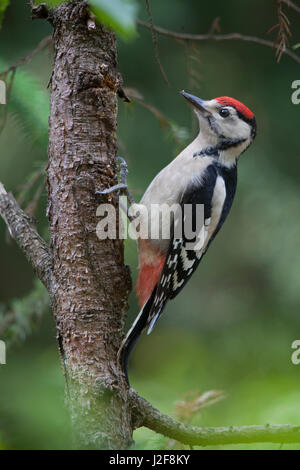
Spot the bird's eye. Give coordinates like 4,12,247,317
219,108,230,118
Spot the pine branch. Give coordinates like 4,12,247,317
0,182,53,291
0,36,52,138
0,279,49,343
137,19,300,65
268,0,292,63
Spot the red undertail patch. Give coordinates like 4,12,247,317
136,256,166,308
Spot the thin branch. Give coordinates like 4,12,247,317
130,389,300,447
124,87,188,147
137,19,300,65
24,178,46,219
0,35,52,78
0,35,52,136
144,0,169,85
17,163,47,210
0,182,53,292
283,0,300,14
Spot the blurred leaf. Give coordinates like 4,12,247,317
90,0,138,39
0,0,10,28
34,0,68,5
292,43,300,50
0,60,49,147
35,0,138,39
0,280,49,347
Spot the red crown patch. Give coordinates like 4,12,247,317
215,96,254,120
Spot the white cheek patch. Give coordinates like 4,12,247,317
222,116,250,141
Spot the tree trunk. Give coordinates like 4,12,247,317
47,0,132,449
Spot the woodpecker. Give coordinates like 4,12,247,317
118,91,256,382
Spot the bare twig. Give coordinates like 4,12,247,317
175,390,226,423
283,0,300,14
125,87,170,126
0,35,52,78
184,40,202,95
130,389,300,447
17,164,47,208
0,182,52,291
24,178,46,219
124,87,186,146
209,17,221,35
137,19,300,65
144,0,169,85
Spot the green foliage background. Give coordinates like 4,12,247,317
0,0,300,450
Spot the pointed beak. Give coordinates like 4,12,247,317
180,90,211,115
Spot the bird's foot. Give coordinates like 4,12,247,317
95,156,135,205
95,156,135,220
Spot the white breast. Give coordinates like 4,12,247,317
135,136,215,252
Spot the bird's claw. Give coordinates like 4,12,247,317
95,156,135,207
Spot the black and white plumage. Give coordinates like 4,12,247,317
118,92,257,382
146,162,238,333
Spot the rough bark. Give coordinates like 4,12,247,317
47,0,132,449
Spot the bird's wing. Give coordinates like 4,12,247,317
146,163,222,333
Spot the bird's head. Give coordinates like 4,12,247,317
181,91,256,167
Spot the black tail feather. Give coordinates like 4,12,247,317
118,287,157,384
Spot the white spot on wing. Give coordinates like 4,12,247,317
180,247,195,270
173,239,181,249
173,271,184,290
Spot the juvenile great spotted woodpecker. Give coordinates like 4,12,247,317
118,91,256,382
